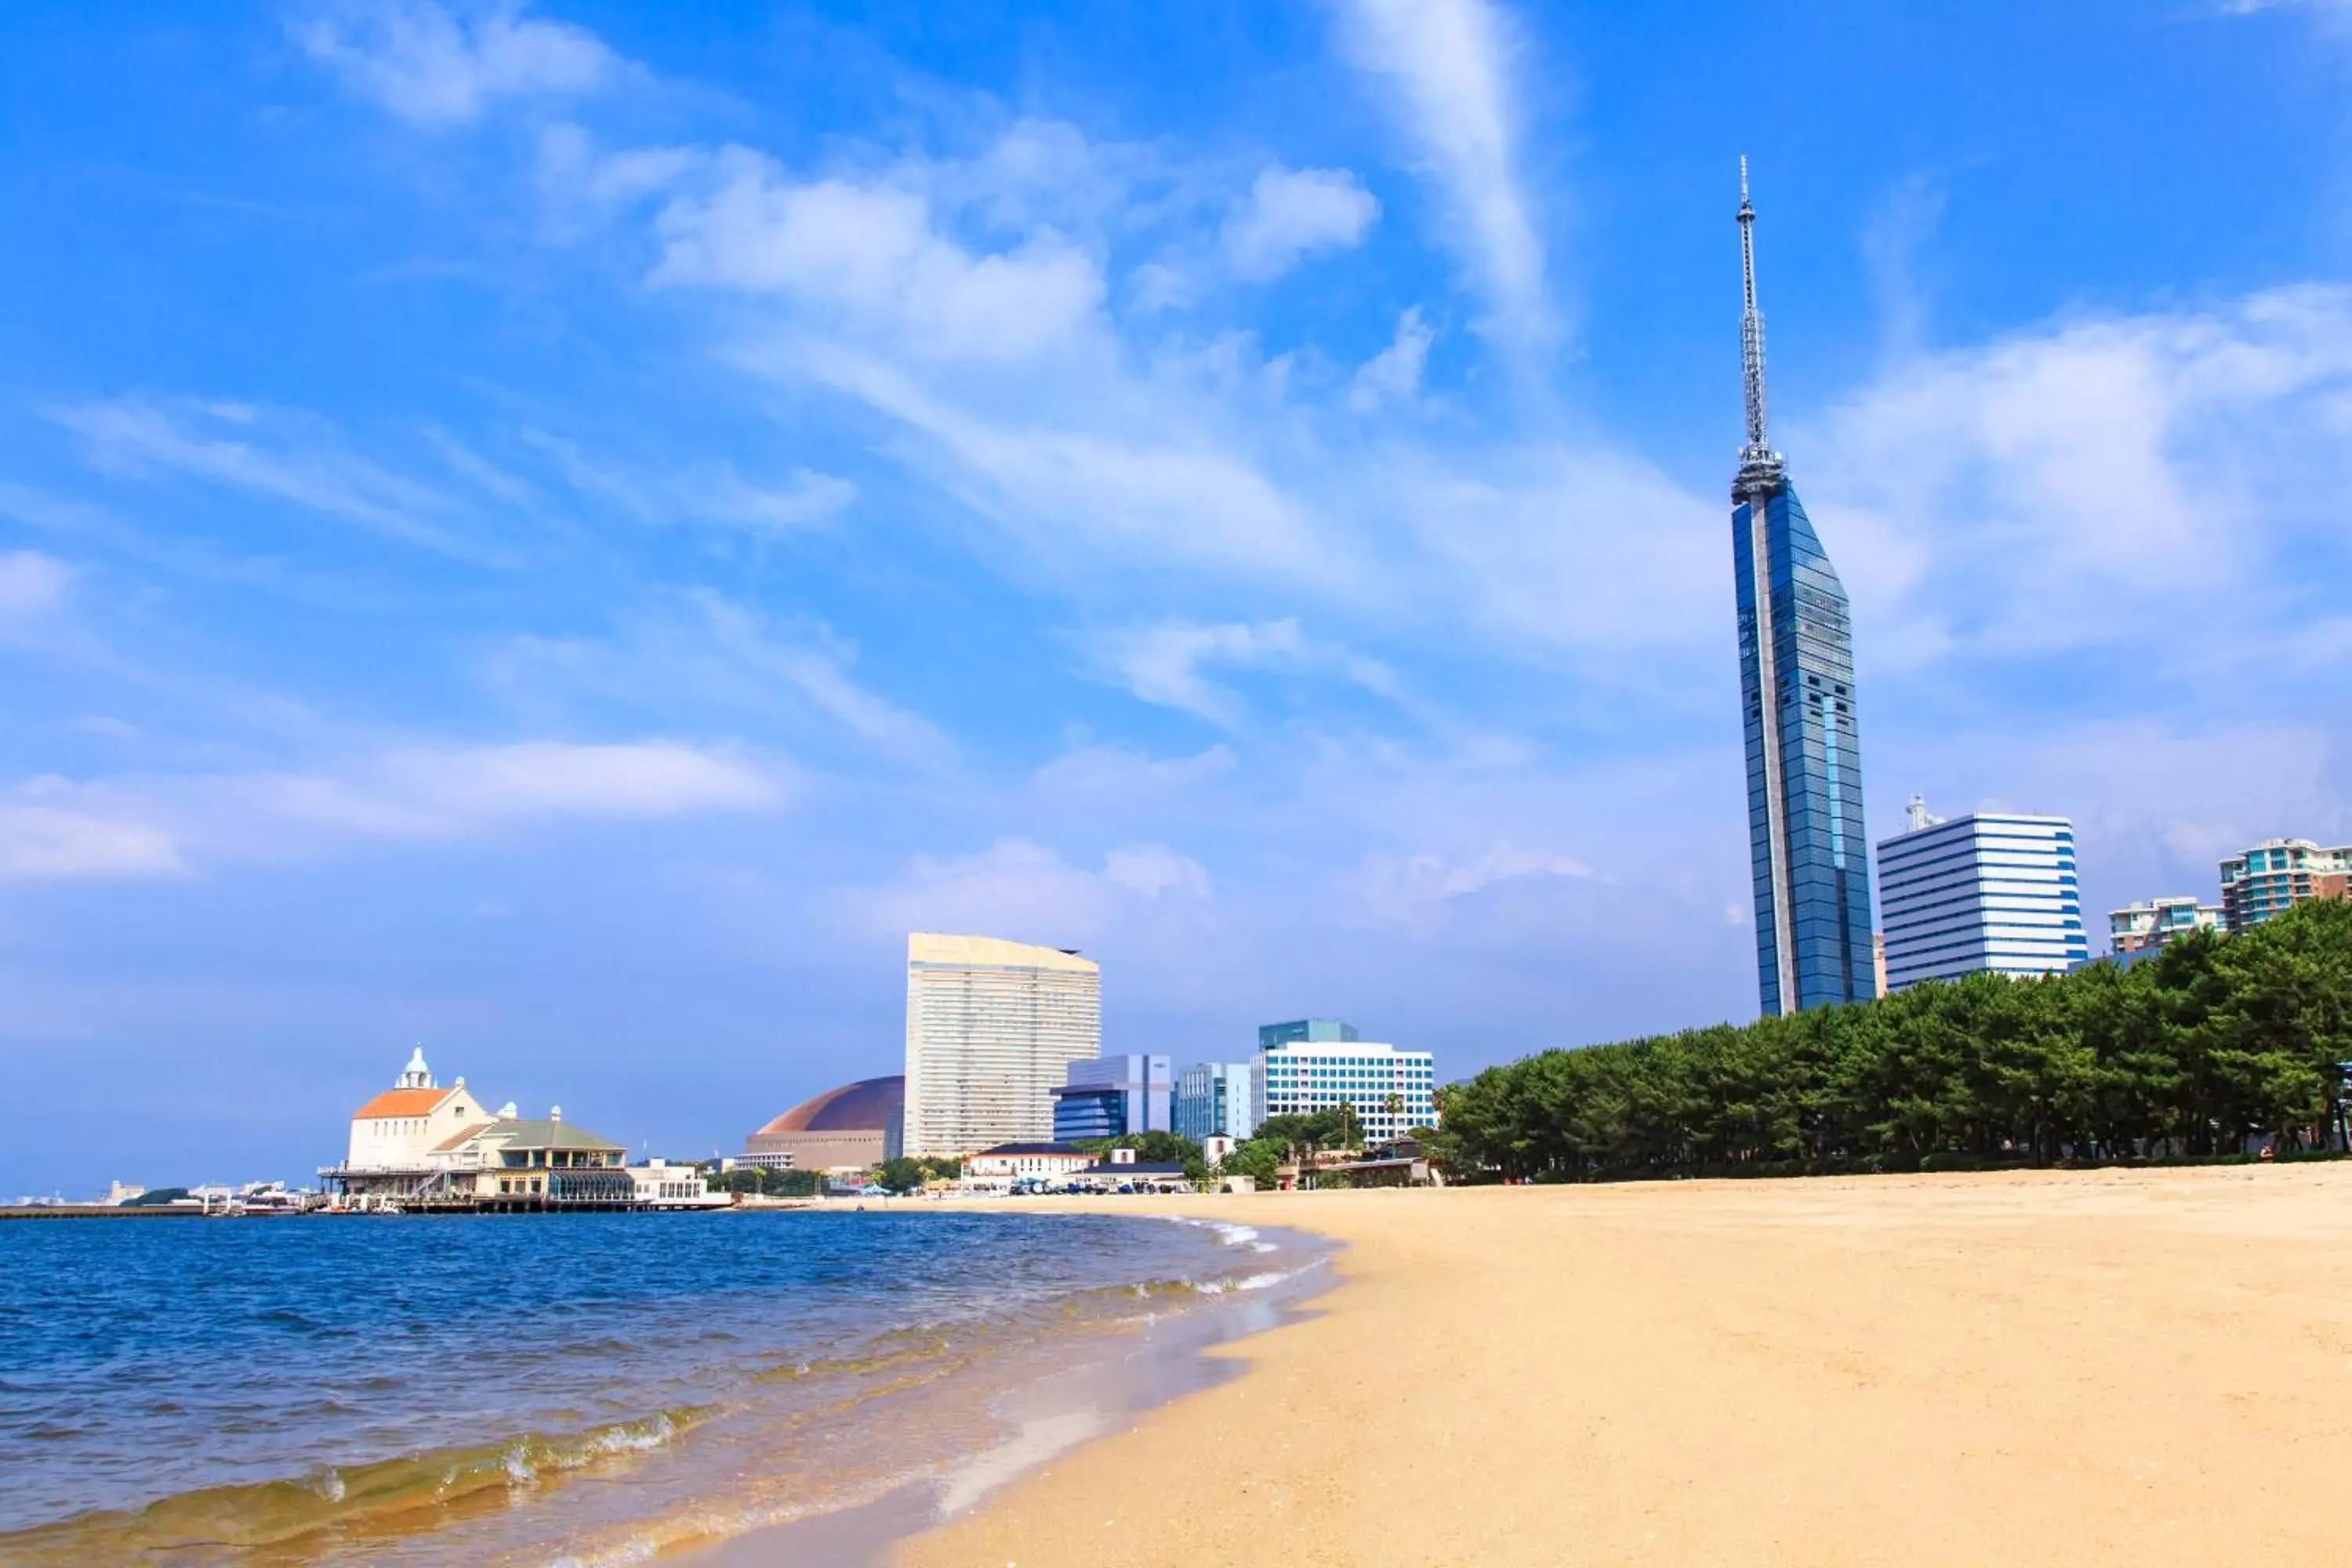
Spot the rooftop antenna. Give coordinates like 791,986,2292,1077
1735,156,1785,498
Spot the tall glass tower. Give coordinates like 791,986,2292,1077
1730,160,1876,1015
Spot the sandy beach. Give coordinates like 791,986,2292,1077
897,1167,2352,1566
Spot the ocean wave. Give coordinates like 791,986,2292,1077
1161,1215,1283,1255
1192,1269,1294,1294
0,1406,715,1565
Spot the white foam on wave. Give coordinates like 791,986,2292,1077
1192,1268,1294,1294
586,1413,677,1457
1163,1214,1279,1253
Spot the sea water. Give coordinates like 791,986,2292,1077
0,1208,1323,1564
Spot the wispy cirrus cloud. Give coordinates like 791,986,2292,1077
1332,0,1550,347
53,398,511,565
1084,618,1401,729
487,590,950,766
517,430,858,538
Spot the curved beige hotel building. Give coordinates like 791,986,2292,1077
902,933,1100,1155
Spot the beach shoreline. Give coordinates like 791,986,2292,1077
681,1221,1339,1567
887,1166,2352,1566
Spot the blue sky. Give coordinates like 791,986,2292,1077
4,0,2350,1192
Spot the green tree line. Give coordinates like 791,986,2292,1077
1435,900,2352,1181
709,1166,826,1197
1218,1105,1368,1189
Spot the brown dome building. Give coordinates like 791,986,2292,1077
740,1076,905,1174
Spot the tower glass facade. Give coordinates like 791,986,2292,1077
1734,486,1875,1012
1728,161,1876,1015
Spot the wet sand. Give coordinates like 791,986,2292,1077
895,1167,2352,1566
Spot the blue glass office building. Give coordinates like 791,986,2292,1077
1730,164,1877,1014
1050,1054,1172,1142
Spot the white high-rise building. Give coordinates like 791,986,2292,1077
1253,1031,1436,1145
902,934,1100,1155
1876,798,2089,990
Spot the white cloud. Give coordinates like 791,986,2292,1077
296,1,619,127
653,149,1108,365
1087,618,1399,728
847,837,1210,944
0,551,74,622
1033,743,1238,799
1804,284,2352,666
1334,0,1549,344
350,741,778,827
0,741,781,880
1222,165,1379,281
0,801,187,880
1105,843,1215,898
1352,840,1592,909
1349,307,1435,411
760,338,1340,585
1370,443,1724,666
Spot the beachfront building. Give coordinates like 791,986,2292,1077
2219,839,2352,931
1728,162,1878,1016
1174,1062,1257,1142
741,1075,906,1174
1067,1146,1189,1192
902,934,1101,1155
1051,1054,1173,1142
964,1142,1096,1189
1875,798,2089,990
2111,896,2223,957
1254,1029,1437,1145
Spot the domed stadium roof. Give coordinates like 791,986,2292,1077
756,1076,905,1137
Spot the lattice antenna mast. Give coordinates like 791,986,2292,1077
1735,155,1784,496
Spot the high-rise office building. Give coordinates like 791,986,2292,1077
2218,839,2352,931
1876,797,2089,989
902,933,1100,1155
1729,160,1877,1014
1051,1054,1172,1142
1253,1026,1436,1144
1174,1062,1257,1142
1258,1018,1359,1049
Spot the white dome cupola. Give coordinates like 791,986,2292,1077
396,1046,435,1091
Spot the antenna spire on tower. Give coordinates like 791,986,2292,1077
1734,155,1784,499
